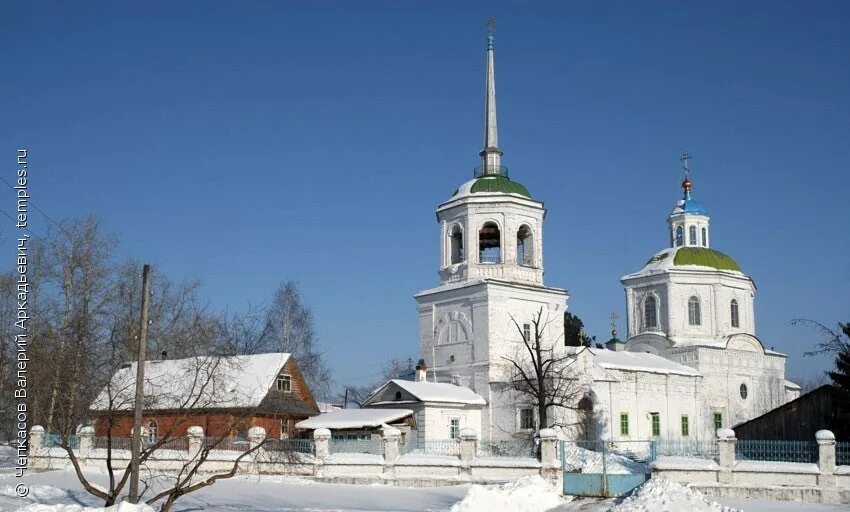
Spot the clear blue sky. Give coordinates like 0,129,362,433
2,2,848,392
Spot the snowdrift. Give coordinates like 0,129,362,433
450,476,567,512
610,478,740,512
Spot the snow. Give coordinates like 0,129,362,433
16,502,154,512
449,476,568,512
650,456,719,470
733,460,820,474
815,429,835,441
295,408,414,430
609,478,739,512
90,353,291,411
588,349,702,377
783,380,801,390
561,444,646,475
367,380,487,406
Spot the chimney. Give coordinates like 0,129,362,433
415,359,427,383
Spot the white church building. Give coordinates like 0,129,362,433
408,28,799,443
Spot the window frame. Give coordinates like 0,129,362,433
522,323,532,343
675,226,684,247
449,224,464,264
516,225,534,267
519,407,535,431
740,383,748,400
713,412,723,430
276,374,292,393
650,412,661,437
619,413,629,436
689,225,698,246
701,227,707,247
681,415,689,437
730,299,740,329
644,295,658,330
449,418,461,439
688,296,701,326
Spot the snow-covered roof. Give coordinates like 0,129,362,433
295,408,414,430
366,379,486,406
317,402,343,413
621,246,746,281
588,349,701,377
784,380,801,390
90,353,291,412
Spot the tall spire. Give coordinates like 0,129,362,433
680,151,693,199
480,17,503,174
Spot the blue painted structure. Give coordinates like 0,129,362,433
561,440,654,498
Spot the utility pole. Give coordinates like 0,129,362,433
129,264,151,503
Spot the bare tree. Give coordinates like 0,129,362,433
339,357,413,408
794,318,850,357
501,307,586,433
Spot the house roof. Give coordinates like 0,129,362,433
295,408,414,430
90,353,291,412
566,347,701,377
365,379,487,406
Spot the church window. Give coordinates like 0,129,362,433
523,323,531,342
519,408,534,430
731,299,740,328
689,226,698,246
644,296,658,330
517,225,534,266
449,224,464,264
650,412,661,437
680,415,689,437
675,226,684,247
450,418,460,439
439,320,469,344
740,383,748,400
479,222,501,263
701,227,707,247
688,296,701,326
619,413,629,436
713,412,723,430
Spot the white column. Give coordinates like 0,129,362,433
313,428,331,459
382,426,400,464
29,425,44,455
187,426,204,461
248,426,267,466
816,430,836,487
78,426,95,459
716,428,736,485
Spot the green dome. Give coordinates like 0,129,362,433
673,247,741,272
451,175,531,199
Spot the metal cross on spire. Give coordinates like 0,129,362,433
609,311,619,336
680,151,692,177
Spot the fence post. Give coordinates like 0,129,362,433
248,426,267,470
716,428,736,485
538,428,559,483
78,426,95,459
382,426,400,463
816,429,836,487
29,425,44,456
187,426,204,462
459,429,478,477
313,428,331,460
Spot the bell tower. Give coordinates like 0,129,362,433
414,21,568,442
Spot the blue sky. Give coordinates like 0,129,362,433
2,2,848,392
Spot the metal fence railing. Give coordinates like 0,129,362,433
43,434,80,450
477,438,536,458
836,442,850,466
401,438,459,456
653,438,718,460
93,437,132,451
735,439,818,463
148,437,189,451
265,438,314,455
204,437,250,452
329,437,384,455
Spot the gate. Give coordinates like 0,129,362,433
561,440,654,497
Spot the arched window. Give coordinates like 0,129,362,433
730,299,740,328
688,296,701,326
516,225,533,266
479,222,501,263
675,226,684,247
701,227,707,247
394,391,402,401
689,226,698,246
439,320,469,345
449,224,464,264
147,420,158,443
644,296,658,330
577,396,596,440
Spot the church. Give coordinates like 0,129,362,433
411,27,800,443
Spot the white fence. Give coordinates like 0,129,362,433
28,425,559,487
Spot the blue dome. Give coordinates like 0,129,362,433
681,198,708,215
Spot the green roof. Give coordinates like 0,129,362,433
673,247,741,272
455,175,531,198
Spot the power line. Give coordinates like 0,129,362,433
0,207,52,246
0,175,73,240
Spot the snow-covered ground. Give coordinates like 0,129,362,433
1,467,847,512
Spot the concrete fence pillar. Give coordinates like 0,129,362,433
248,426,267,462
29,425,44,455
382,426,401,463
816,429,836,487
716,428,736,485
78,426,95,459
538,428,560,482
187,426,204,461
459,429,478,464
313,428,331,460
